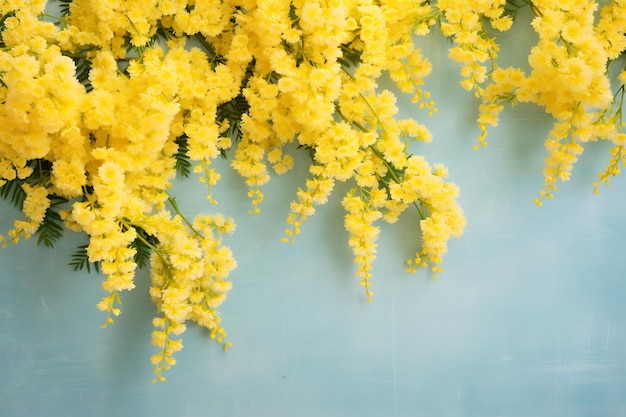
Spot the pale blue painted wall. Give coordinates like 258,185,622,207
1,10,626,417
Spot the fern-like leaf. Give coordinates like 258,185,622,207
36,197,67,248
217,93,250,157
30,159,54,188
0,11,16,48
0,178,26,209
72,52,93,92
339,44,362,68
131,227,159,269
56,0,72,16
122,22,171,63
69,244,101,274
174,135,192,178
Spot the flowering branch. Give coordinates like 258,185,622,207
5,0,623,385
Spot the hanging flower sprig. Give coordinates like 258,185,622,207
0,0,465,382
4,0,626,384
443,0,626,202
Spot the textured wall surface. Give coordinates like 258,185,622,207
1,17,626,417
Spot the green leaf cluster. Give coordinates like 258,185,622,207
131,226,159,269
174,135,192,178
70,225,160,274
69,244,100,273
0,160,68,248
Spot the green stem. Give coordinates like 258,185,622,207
120,219,170,272
524,0,542,17
340,64,355,79
369,146,427,219
40,12,67,23
167,195,203,239
336,104,427,220
194,34,223,66
133,226,163,256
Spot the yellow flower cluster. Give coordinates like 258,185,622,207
259,1,466,299
0,0,470,382
437,0,513,94
0,0,241,382
454,0,626,202
4,0,623,384
4,0,624,383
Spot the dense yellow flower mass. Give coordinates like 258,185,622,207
0,0,466,382
1,0,624,382
473,0,626,203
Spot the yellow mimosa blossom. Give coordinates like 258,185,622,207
3,184,49,244
474,0,624,203
438,0,511,94
343,188,381,302
0,0,482,383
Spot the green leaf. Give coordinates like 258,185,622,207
174,135,192,178
503,0,529,20
131,227,159,269
122,22,172,63
0,161,66,247
55,0,73,16
339,44,362,68
36,197,67,248
30,159,54,187
0,11,16,48
69,243,100,274
297,143,316,160
216,93,250,154
0,178,26,209
75,56,93,92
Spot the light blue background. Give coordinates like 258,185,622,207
2,11,626,417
